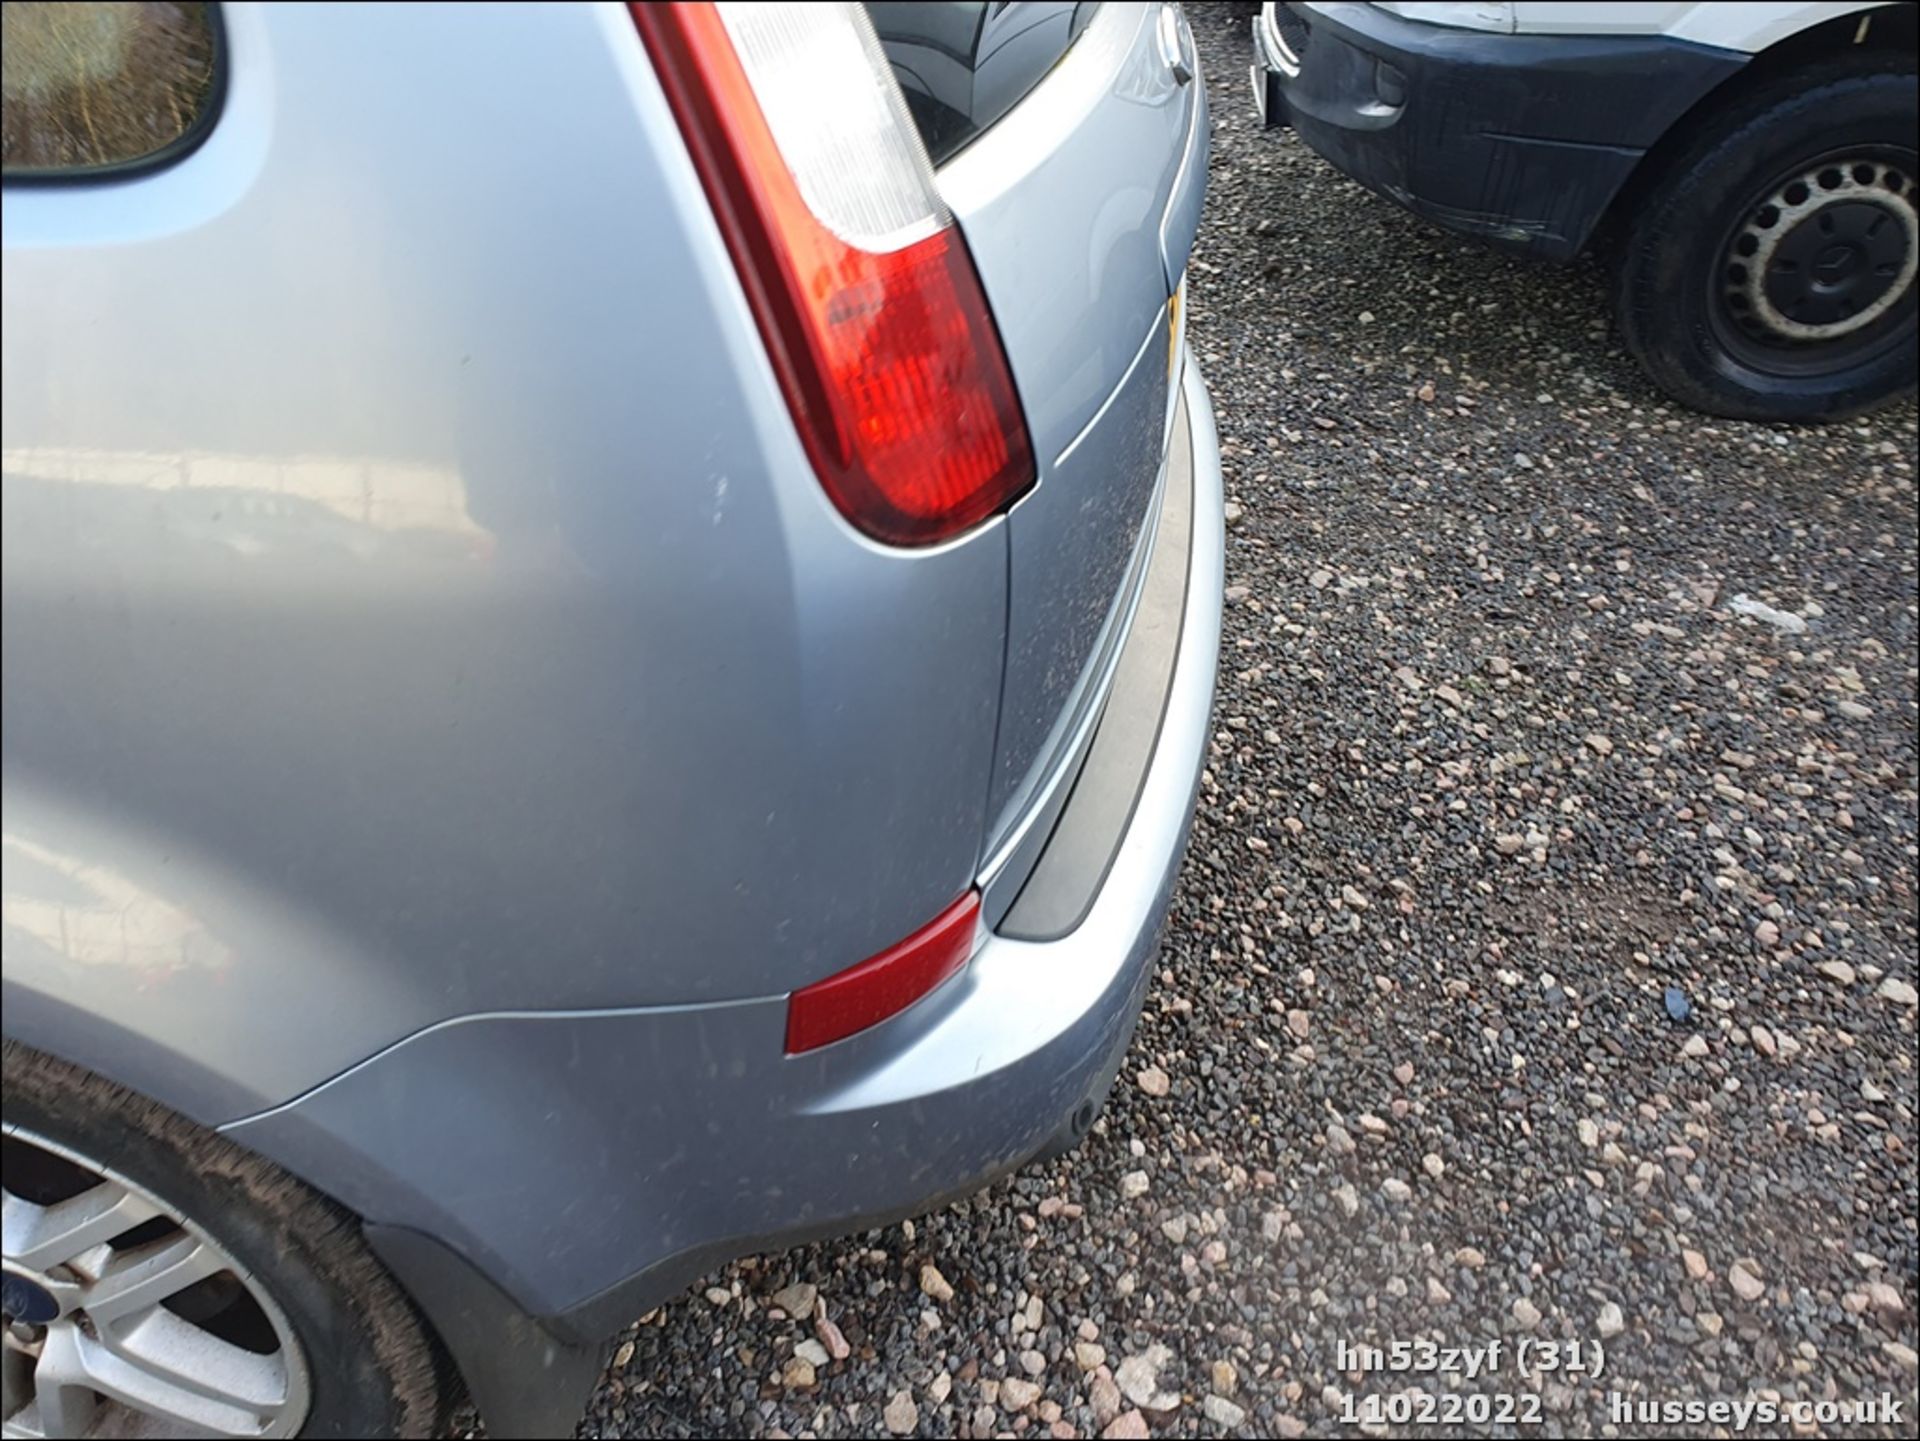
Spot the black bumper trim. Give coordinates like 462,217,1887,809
1256,2,1747,259
365,1222,605,1438
999,386,1194,942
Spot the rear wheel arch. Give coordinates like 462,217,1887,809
0,785,441,1128
2,1039,458,1438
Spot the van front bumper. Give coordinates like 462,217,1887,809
1253,2,1745,259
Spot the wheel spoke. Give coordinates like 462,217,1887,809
2,1342,42,1435
36,1317,286,1437
102,1308,290,1416
82,1232,226,1327
20,1325,98,1439
3,1181,160,1272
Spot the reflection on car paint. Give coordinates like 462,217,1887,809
3,832,233,979
0,447,496,560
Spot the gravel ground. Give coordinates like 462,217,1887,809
583,7,1919,1436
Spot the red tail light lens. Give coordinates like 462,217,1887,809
784,891,979,1054
632,2,1034,546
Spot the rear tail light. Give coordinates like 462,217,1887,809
784,891,980,1053
632,2,1035,546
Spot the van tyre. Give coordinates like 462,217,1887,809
1613,62,1918,421
2,1042,456,1438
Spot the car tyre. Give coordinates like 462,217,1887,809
2,1042,456,1439
1613,61,1918,421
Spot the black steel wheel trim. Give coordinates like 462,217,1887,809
1712,146,1918,377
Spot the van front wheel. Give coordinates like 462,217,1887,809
1614,64,1917,421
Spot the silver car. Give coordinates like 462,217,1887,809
1,2,1220,1435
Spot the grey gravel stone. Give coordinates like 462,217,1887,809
916,1265,952,1304
1115,1349,1170,1408
1727,594,1809,634
770,1282,815,1318
1089,1374,1123,1429
883,1390,917,1436
1000,1377,1041,1411
1203,1394,1248,1429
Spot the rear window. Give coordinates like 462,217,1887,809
2,1,221,180
864,2,1098,167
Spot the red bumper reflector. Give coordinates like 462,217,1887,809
785,891,980,1054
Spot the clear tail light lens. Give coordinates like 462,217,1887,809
633,1,1035,546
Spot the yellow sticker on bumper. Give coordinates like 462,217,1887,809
1168,275,1184,379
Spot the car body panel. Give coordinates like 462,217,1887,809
1,0,1007,1118
2,4,1222,1433
224,356,1225,1330
1375,1,1897,47
1506,2,1895,50
940,1,1207,852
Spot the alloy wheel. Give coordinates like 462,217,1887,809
2,1126,310,1439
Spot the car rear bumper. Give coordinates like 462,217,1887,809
223,354,1224,1428
1253,2,1744,259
